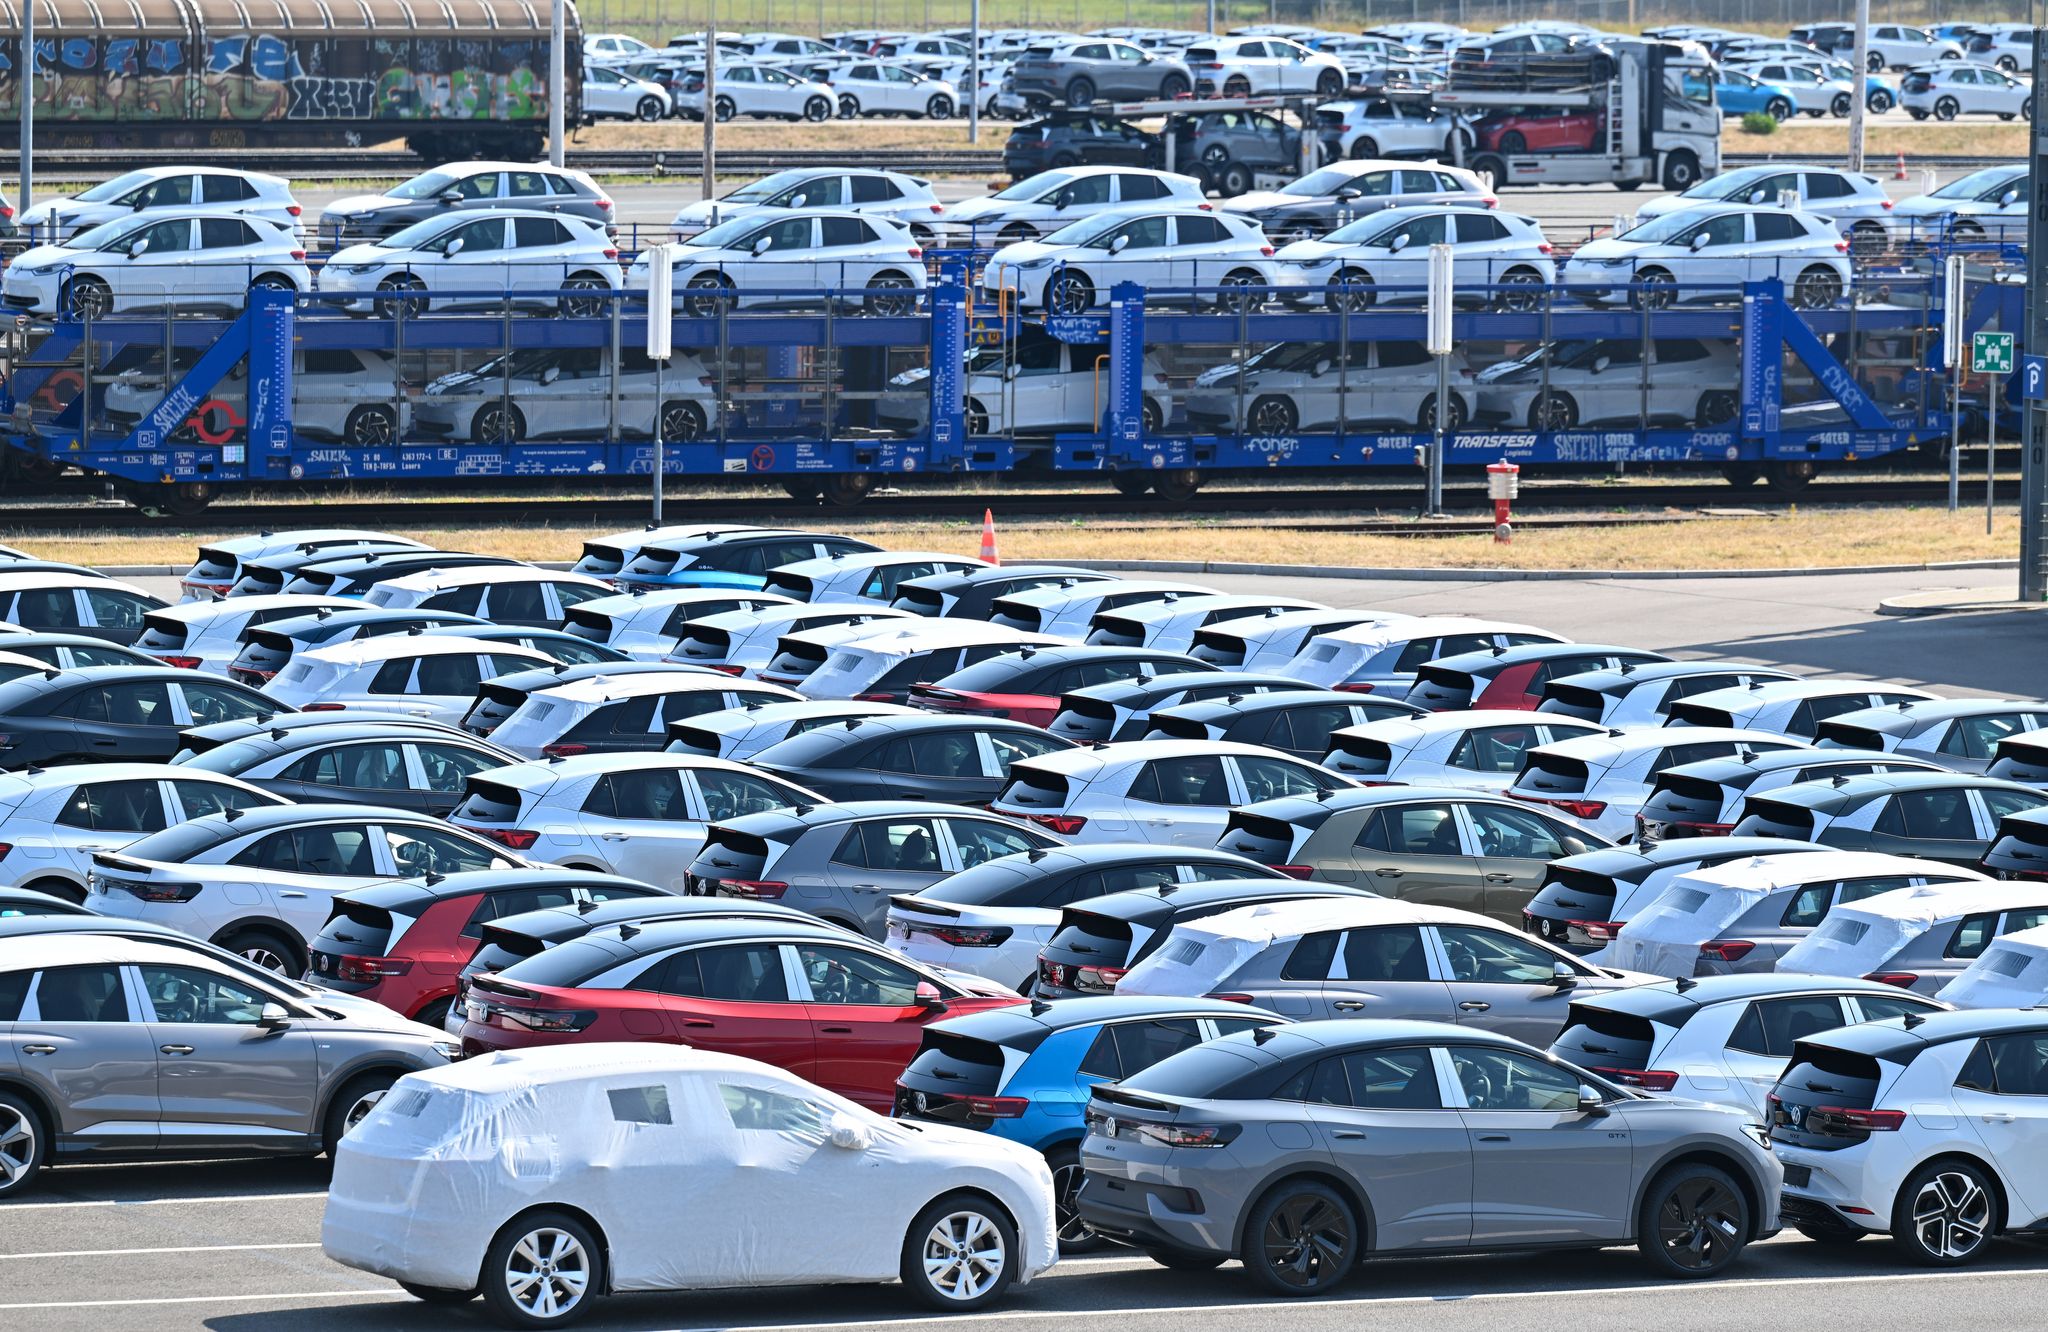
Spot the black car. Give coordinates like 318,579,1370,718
886,843,1288,923
1047,670,1306,743
226,541,428,598
751,713,1074,805
1035,878,1373,997
320,163,614,245
226,607,490,686
456,660,717,737
173,709,475,761
1145,689,1420,760
287,551,527,598
1170,109,1303,196
889,566,1111,619
0,576,167,645
1004,114,1160,179
1633,748,1949,847
0,665,279,766
0,633,160,671
179,722,519,816
617,530,884,592
418,623,627,666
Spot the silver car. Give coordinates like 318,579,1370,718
1076,1019,1779,1292
0,932,456,1198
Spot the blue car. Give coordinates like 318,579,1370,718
614,529,879,591
894,994,1281,1251
1715,68,1800,120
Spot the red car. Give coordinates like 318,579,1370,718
1476,110,1602,154
459,916,1024,1110
1409,645,1668,712
306,869,667,1027
909,646,1205,728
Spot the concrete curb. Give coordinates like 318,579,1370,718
1060,558,2022,583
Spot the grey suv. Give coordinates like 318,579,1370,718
0,932,455,1197
1009,38,1193,106
319,162,612,245
1076,1019,1779,1292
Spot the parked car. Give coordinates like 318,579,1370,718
945,167,1205,245
617,530,882,592
319,162,615,246
286,549,527,599
1088,594,1327,654
361,565,612,629
1184,337,1478,433
668,604,912,674
1634,747,1951,846
1006,37,1193,105
1405,642,1668,712
1188,609,1392,671
1474,107,1604,152
981,208,1281,314
1183,34,1347,97
666,700,918,760
319,211,622,317
1276,617,1564,692
1145,690,1403,761
774,621,1065,701
1076,1019,1777,1290
0,632,158,672
581,61,674,120
1891,163,2027,242
1858,23,1966,69
1315,97,1468,161
1938,922,2048,1005
1782,877,2048,993
825,60,960,118
324,1043,1057,1321
765,551,987,607
670,168,946,241
879,335,1175,437
16,165,301,244
3,213,309,317
1714,67,1800,121
1732,772,2047,866
1475,337,1744,432
1319,709,1607,787
1816,699,2048,773
1536,660,1801,729
264,636,552,725
225,542,456,599
989,578,1215,636
1667,679,1937,740
0,665,278,766
685,60,839,122
1508,727,1807,842
485,671,802,759
746,714,1068,807
1724,60,1858,117
1045,669,1314,743
0,572,166,643
1523,837,1836,953
1561,205,1853,309
178,724,515,818
133,594,353,674
1633,165,1900,253
1168,109,1307,196
1225,161,1494,242
413,346,725,445
630,209,929,312
174,710,474,762
225,607,491,686
1003,113,1159,178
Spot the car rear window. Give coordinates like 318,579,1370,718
488,936,619,989
1538,682,1609,723
899,1029,1007,1097
995,769,1069,809
452,780,526,824
1215,811,1297,864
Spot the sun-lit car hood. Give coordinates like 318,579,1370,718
6,241,89,270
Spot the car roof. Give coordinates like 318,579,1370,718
0,931,244,972
1830,697,2042,729
550,913,860,954
1570,972,1932,1022
1067,670,1300,704
1766,770,2042,808
717,799,1007,834
122,800,443,844
1102,594,1324,626
1686,679,1934,708
395,1041,797,1095
1431,642,1653,672
378,565,601,592
1801,1007,2048,1061
1342,708,1603,742
0,759,270,793
1065,880,1366,925
145,594,349,626
898,564,1103,593
532,672,793,705
303,635,552,668
1532,727,1795,762
337,869,655,914
929,994,1277,1044
489,752,800,783
1015,737,1332,776
0,570,150,595
1824,878,2040,924
1313,615,1551,646
1156,688,1373,721
828,621,1063,655
1668,849,1972,892
486,895,820,943
777,550,980,576
0,664,206,694
1659,747,1906,781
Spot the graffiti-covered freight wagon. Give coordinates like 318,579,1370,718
0,0,579,162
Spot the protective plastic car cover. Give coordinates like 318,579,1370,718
1777,878,2004,980
1116,895,1483,997
323,1043,1058,1297
1937,923,2048,1008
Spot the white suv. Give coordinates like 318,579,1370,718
17,166,302,244
1858,23,1965,70
1902,62,2033,120
3,214,308,317
1183,35,1347,97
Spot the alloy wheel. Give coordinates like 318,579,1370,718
1656,1176,1743,1271
1911,1172,1991,1260
341,1088,387,1137
1260,1193,1352,1289
921,1210,1008,1302
241,943,289,973
1052,1162,1098,1247
503,1227,591,1320
0,1106,35,1186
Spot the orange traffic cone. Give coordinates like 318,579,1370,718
980,508,1000,566
1894,152,1908,180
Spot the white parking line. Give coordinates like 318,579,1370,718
0,1290,405,1312
0,1242,322,1260
0,1191,328,1210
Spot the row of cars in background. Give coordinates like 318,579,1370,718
3,526,2048,1322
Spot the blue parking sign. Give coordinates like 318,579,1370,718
2024,354,2048,402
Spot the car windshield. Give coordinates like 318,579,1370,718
69,218,148,251
388,168,466,201
1324,212,1434,246
1680,166,1773,199
721,170,816,204
1038,213,1130,247
684,216,768,248
996,170,1075,201
1280,166,1368,197
1617,211,1717,243
1933,167,2024,200
379,216,459,250
72,169,157,204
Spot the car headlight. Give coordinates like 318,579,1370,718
1018,256,1056,270
431,1038,463,1060
341,263,383,276
1741,1121,1772,1149
1292,257,1336,268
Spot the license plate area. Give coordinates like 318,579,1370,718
1782,1163,1812,1188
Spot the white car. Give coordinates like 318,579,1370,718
265,636,554,724
1183,34,1347,97
487,671,803,759
1276,206,1555,311
1474,337,1742,432
361,565,612,627
829,60,960,117
689,61,839,120
0,762,283,902
668,699,921,759
784,622,1064,700
582,62,674,120
323,1044,1057,1322
982,209,1279,315
990,739,1353,845
629,211,928,313
318,162,615,246
2,213,308,317
134,593,354,674
0,571,165,640
1273,616,1563,692
1506,727,1808,842
1086,593,1325,655
1535,661,1801,730
1939,922,2048,1006
101,347,412,446
1321,710,1609,787
1775,1008,2048,1262
570,524,769,584
446,753,820,892
880,336,1174,436
1892,164,2027,244
1315,97,1468,161
88,804,524,973
1858,22,1966,69
1777,879,2048,993
177,530,424,602
668,604,914,675
1185,336,1475,435
1963,22,2038,71
1633,165,1900,253
1634,749,1950,847
319,210,622,316
414,346,724,445
762,551,987,607
988,579,1215,637
671,168,946,242
1725,60,1858,117
1902,61,2033,120
1816,699,2048,773
16,166,301,244
1668,680,1939,740
738,31,845,60
1561,205,1853,309
944,166,1206,246
1550,975,1947,1117
1188,608,1402,671
584,32,659,64
565,589,793,660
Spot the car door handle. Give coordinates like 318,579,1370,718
159,1044,195,1055
1484,873,1517,883
21,1044,55,1055
821,1026,854,1034
600,833,630,842
1458,1001,1492,1012
679,1019,714,1029
1331,1130,1366,1140
1477,1134,1511,1143
1982,1112,2018,1123
1374,868,1403,877
1332,1000,1369,1011
92,739,118,747
279,891,306,899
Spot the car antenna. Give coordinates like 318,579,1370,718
1029,997,1054,1016
316,607,334,619
223,806,244,820
1619,661,1637,674
577,898,599,914
1135,674,1154,685
1736,746,1754,761
1027,847,1049,862
1748,680,1766,690
1832,773,1851,786
271,728,288,741
793,802,816,816
742,699,765,711
1226,692,1244,704
1903,1011,1926,1029
1252,1026,1277,1045
1673,976,1697,992
23,764,42,776
618,923,641,940
407,624,424,635
424,871,445,886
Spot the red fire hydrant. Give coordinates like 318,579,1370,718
1487,459,1520,543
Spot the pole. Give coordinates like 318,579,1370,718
19,0,32,218
702,25,718,202
1207,0,1216,33
1945,253,1965,513
549,0,565,167
1425,242,1453,519
1846,0,1871,174
968,0,980,145
1989,370,1999,535
647,243,674,523
653,354,665,523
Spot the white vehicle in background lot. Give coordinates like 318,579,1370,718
2,214,309,317
1892,164,2027,241
988,580,1216,637
1276,206,1554,311
1315,97,1469,161
1183,34,1348,97
177,530,426,602
1668,679,1938,739
1274,616,1563,692
1320,709,1609,787
829,61,960,118
568,589,794,659
667,699,921,759
1474,337,1742,432
265,636,553,724
669,603,914,674
584,32,659,64
1724,61,1858,117
104,347,410,446
1184,337,1475,434
487,671,803,758
362,565,611,626
1901,62,2033,120
1560,205,1853,309
982,209,1280,314
1633,165,1899,254
765,551,987,607
944,167,1206,245
581,63,674,120
318,211,622,317
1859,23,1965,69
880,335,1175,436
671,168,946,241
569,524,768,583
687,61,839,121
135,594,353,673
414,347,724,445
1506,726,1808,842
16,166,302,244
630,212,929,312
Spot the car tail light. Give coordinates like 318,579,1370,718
542,742,590,757
290,249,307,261
853,692,899,703
1587,1066,1678,1091
1537,242,1554,254
338,955,414,982
1570,919,1625,942
907,247,923,259
1482,195,1498,207
1834,240,1850,252
1269,865,1315,880
1338,122,1352,131
1864,971,1919,988
926,925,1012,947
1698,940,1755,962
233,668,277,683
1131,1121,1238,1147
302,702,347,712
1023,813,1086,835
604,247,620,260
1074,964,1127,993
1197,201,1215,210
598,198,614,211
964,1095,1029,1118
463,826,540,851
112,879,204,903
1334,682,1375,694
1202,62,1223,69
1517,795,1607,820
502,1007,598,1033
929,203,945,214
722,879,789,899
0,204,13,219
1814,1105,1905,1132
1881,198,1894,209
705,663,746,675
1208,992,1255,1003
157,655,203,670
0,843,12,862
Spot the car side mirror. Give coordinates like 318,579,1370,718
1690,232,1711,250
1560,836,1588,856
753,235,773,255
1312,358,1333,377
914,980,948,1012
443,237,465,257
439,190,462,206
1389,233,1410,251
1006,362,1021,379
1550,960,1580,989
540,365,561,385
790,194,807,208
258,1002,292,1030
1577,1083,1608,1116
1109,234,1130,253
1054,190,1073,209
2003,189,2020,205
828,1117,873,1150
1336,186,1361,200
128,239,149,258
1748,188,1768,203
132,198,147,211
1592,354,1612,374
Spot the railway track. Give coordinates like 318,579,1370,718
0,475,2009,533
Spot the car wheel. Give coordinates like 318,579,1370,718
1143,1245,1226,1270
1152,469,1201,502
1046,1147,1108,1253
67,276,113,320
1050,151,1080,169
220,926,300,976
1047,270,1095,315
1247,394,1297,435
2027,97,2036,122
838,93,860,118
1224,75,1252,97
900,1191,1018,1311
1220,163,1254,196
344,404,398,446
1529,390,1578,431
1348,136,1379,159
399,1282,479,1304
560,272,609,318
22,876,85,906
1831,93,1852,117
1216,267,1263,312
1892,1160,1998,1265
471,402,527,445
0,1092,46,1199
1317,68,1343,98
661,400,707,442
1908,108,1929,120
713,95,736,122
1721,461,1764,487
1630,268,1677,310
1793,265,1844,309
414,996,453,1031
481,1209,604,1327
1326,267,1374,312
636,96,662,121
1695,390,1738,426
1417,392,1466,432
1934,96,1959,120
1066,77,1095,106
1869,90,1894,113
375,274,427,319
998,222,1035,244
1638,1162,1750,1278
1493,266,1543,311
321,1070,398,1156
1765,460,1816,494
1200,143,1230,169
1160,73,1189,99
821,474,876,507
1241,1179,1360,1296
1499,130,1527,154
1661,150,1700,190
1767,97,1794,121
1868,51,1886,72
2000,55,2021,72
927,95,953,119
804,96,831,121
249,272,297,298
684,273,732,317
864,272,918,315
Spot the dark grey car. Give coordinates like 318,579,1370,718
0,931,454,1198
1816,698,2048,775
1733,771,2048,868
177,724,517,817
1075,1019,1779,1292
319,163,612,245
1008,38,1193,105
